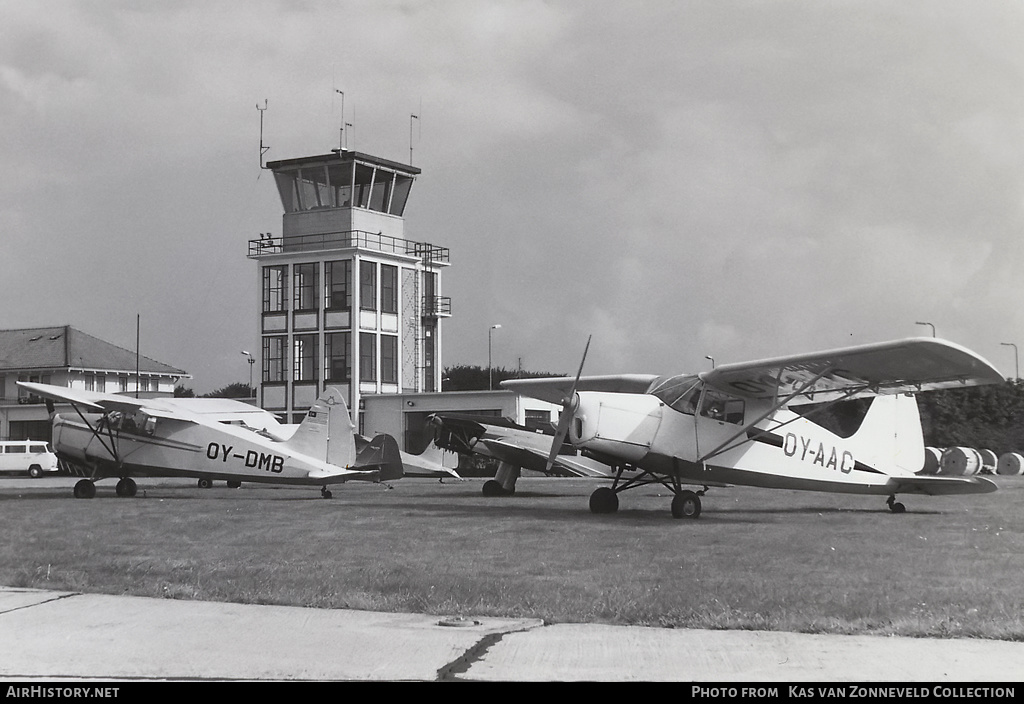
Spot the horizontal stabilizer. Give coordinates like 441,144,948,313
889,475,998,496
354,433,404,481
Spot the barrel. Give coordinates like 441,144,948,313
939,447,981,476
919,447,942,475
996,452,1024,476
978,449,998,474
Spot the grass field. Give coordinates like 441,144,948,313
1,474,1022,641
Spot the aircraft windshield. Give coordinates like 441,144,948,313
649,375,702,415
104,410,157,437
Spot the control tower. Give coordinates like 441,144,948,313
248,148,450,427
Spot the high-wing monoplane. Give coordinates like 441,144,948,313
427,412,616,495
482,337,1003,518
17,382,403,499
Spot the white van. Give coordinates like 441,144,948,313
0,441,60,478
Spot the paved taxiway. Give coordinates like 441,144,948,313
1,586,1022,682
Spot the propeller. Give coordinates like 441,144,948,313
545,335,591,473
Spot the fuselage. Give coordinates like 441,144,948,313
567,380,926,496
52,412,360,486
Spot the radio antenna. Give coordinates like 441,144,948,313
257,100,270,171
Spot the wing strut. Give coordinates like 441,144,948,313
697,366,875,463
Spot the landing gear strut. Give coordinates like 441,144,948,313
887,495,906,514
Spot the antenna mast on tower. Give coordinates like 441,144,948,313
257,100,270,169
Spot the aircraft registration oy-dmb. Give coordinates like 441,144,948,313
16,383,410,499
429,337,1003,518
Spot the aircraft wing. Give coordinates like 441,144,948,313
700,337,1004,404
17,381,185,417
478,438,614,478
501,374,661,404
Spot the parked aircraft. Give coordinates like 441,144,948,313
451,337,1003,518
427,412,615,495
17,382,403,499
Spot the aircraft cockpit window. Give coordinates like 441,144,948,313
649,375,702,415
109,410,157,436
700,389,745,425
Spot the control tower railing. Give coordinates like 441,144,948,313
248,230,449,263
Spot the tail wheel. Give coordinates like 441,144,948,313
671,490,701,519
887,495,906,514
589,486,619,514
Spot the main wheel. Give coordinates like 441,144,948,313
671,490,701,519
227,481,241,489
889,501,906,514
589,486,619,514
197,478,213,489
116,478,137,497
73,480,96,499
482,479,506,497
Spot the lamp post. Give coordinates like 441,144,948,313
1001,342,1018,380
488,325,501,390
915,321,936,337
241,350,255,397
705,355,715,369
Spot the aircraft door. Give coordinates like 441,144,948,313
694,387,747,459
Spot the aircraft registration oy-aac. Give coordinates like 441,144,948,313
429,336,1004,518
16,383,458,499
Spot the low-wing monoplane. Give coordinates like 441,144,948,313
427,412,616,495
474,337,1003,518
17,382,403,499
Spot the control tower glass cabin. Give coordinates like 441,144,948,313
248,149,450,426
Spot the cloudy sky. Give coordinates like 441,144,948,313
2,1,1023,392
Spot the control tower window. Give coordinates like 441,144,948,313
354,164,374,208
294,263,319,312
263,336,287,382
369,170,394,213
293,334,318,382
389,174,413,216
325,332,351,383
360,261,377,311
381,265,397,314
263,266,288,313
327,163,353,207
325,260,351,310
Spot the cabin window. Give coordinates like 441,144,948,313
700,389,745,425
649,375,701,415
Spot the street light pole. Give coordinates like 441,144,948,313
705,355,715,369
1001,342,1018,380
488,325,501,390
915,321,936,337
241,350,255,398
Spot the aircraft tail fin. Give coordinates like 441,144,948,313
354,433,405,481
849,394,924,475
281,387,358,468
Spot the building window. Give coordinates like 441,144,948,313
293,334,318,382
84,374,95,392
263,336,287,382
96,375,106,393
325,260,352,310
381,335,398,384
293,263,319,312
263,266,288,313
360,333,376,381
118,376,128,393
360,261,377,311
325,332,351,383
381,265,398,315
